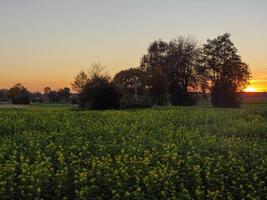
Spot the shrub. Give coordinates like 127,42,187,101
70,94,79,104
79,76,121,110
0,89,8,102
170,89,197,106
12,90,31,104
120,95,153,109
7,83,31,104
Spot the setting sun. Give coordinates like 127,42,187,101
244,86,257,92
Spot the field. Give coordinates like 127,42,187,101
0,104,266,199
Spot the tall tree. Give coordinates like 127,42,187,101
113,68,147,100
203,33,251,107
167,36,201,105
140,37,202,106
71,63,109,92
71,70,89,93
7,83,31,104
7,83,25,100
140,40,169,78
0,89,8,102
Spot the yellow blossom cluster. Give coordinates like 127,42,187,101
0,107,266,199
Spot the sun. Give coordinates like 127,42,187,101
244,86,256,92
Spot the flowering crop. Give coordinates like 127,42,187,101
0,107,266,199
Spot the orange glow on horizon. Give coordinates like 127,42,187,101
1,78,267,93
244,86,257,92
246,79,267,92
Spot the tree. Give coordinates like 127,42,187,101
47,91,59,102
71,63,109,92
71,70,89,93
203,33,251,107
79,76,121,110
31,92,43,103
140,40,169,78
75,64,120,109
113,68,147,100
44,87,51,94
7,83,24,100
0,89,8,102
140,37,202,106
43,86,52,102
150,67,168,105
167,37,201,106
58,87,71,103
7,83,31,104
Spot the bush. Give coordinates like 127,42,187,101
170,90,198,106
79,77,121,110
31,97,43,103
12,91,31,104
0,89,8,102
120,95,152,109
70,94,79,104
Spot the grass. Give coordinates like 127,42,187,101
242,101,267,118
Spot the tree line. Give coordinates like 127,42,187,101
72,33,250,109
0,33,250,109
0,84,75,104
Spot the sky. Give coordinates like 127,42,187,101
0,0,267,92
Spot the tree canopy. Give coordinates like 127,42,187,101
203,33,251,107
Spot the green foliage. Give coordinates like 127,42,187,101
0,107,266,199
120,95,152,109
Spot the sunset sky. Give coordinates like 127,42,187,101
0,0,267,92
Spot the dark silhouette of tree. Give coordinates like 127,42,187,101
71,70,89,93
47,90,60,102
79,76,121,110
43,86,52,102
140,37,202,106
167,37,201,106
0,89,8,102
7,83,23,100
7,83,31,104
150,67,168,105
70,94,79,104
140,40,169,80
113,68,147,100
203,33,251,108
31,92,43,103
46,88,71,103
75,64,120,109
71,63,109,92
58,87,71,103
44,87,51,94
